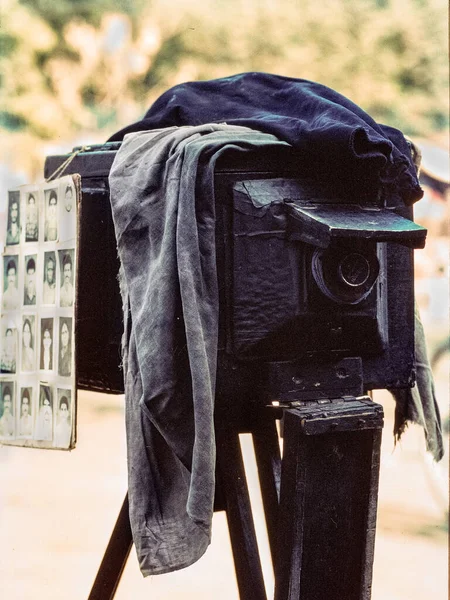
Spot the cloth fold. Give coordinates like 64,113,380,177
109,72,423,206
390,306,444,461
109,124,290,575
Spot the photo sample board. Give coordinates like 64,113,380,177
0,175,79,450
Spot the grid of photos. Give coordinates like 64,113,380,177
0,175,79,450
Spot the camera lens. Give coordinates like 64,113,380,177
337,253,371,287
311,245,380,305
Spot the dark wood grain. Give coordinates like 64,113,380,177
275,402,383,600
216,417,268,600
88,494,133,600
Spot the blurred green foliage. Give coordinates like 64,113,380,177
1,0,448,158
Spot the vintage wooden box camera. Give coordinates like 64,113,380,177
44,143,426,400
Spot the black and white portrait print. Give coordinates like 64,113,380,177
0,320,17,374
40,317,54,371
44,188,58,242
58,317,72,377
55,389,72,448
24,254,37,306
6,190,20,246
58,249,74,308
21,315,36,372
42,251,57,305
25,191,39,242
18,387,33,438
2,255,19,310
35,384,53,441
0,381,15,438
59,181,77,242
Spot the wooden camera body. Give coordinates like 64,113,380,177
44,143,425,400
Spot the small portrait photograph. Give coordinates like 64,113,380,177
0,319,17,374
58,249,75,308
24,190,39,242
59,180,77,242
6,190,20,246
21,315,36,372
55,389,72,448
40,317,54,371
0,381,15,439
2,255,20,310
58,317,72,377
35,384,53,442
23,254,37,306
18,387,33,438
42,251,57,305
44,187,58,242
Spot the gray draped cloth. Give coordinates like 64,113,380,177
109,124,290,575
390,306,444,461
109,124,443,577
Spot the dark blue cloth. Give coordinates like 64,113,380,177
109,71,423,205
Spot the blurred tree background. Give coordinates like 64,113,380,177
0,0,448,178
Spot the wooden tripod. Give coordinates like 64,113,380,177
88,360,383,600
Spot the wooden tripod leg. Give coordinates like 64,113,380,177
252,413,282,573
88,493,133,600
274,403,383,600
216,426,268,600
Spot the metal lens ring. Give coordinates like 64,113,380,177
337,253,371,287
311,246,380,305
